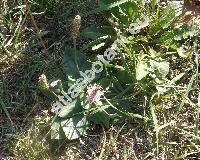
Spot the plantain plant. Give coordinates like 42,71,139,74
44,0,200,140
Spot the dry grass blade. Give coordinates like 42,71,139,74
150,102,159,158
24,0,48,55
98,127,106,160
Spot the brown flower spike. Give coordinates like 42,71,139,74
38,74,49,90
72,15,81,40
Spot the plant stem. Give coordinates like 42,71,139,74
73,38,79,70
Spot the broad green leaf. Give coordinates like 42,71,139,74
62,47,91,79
158,61,169,77
120,1,136,17
61,115,89,140
51,118,65,139
98,78,111,89
114,66,133,85
89,109,110,128
108,2,137,27
58,99,82,118
110,76,125,94
80,35,109,52
153,31,175,46
84,0,131,17
136,60,149,80
81,26,116,40
150,60,169,78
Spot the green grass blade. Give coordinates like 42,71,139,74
0,97,13,127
